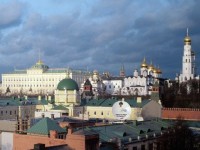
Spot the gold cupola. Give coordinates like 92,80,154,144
153,67,158,73
184,28,191,45
148,61,154,71
141,57,148,68
157,68,162,74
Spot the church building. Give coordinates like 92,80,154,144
178,29,199,82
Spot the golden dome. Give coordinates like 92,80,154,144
36,60,43,65
148,61,154,71
153,68,158,73
157,68,162,74
93,70,99,75
184,36,191,44
141,57,148,68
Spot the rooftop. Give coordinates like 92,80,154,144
27,117,66,135
85,98,150,107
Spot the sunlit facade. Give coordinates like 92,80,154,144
1,60,91,95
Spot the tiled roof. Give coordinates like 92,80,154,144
27,117,66,135
51,105,69,112
101,76,124,80
85,98,150,108
0,97,49,107
83,120,171,143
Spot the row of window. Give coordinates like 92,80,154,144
0,109,31,116
5,84,56,88
1,110,17,115
88,111,110,116
4,78,62,82
106,85,121,89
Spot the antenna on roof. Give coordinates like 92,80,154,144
187,28,189,36
39,49,41,61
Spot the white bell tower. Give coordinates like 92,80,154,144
179,28,195,82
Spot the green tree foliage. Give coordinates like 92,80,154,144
158,119,198,150
161,79,200,108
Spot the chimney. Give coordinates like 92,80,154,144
50,130,57,139
51,114,54,119
137,97,142,103
133,120,138,126
68,127,73,135
24,95,28,100
48,96,51,101
38,95,41,101
45,95,48,100
41,113,45,118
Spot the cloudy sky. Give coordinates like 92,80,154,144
0,0,200,79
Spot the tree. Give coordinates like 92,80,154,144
158,119,197,150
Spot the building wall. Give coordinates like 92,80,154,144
162,108,200,120
66,130,99,150
142,100,162,120
1,132,13,150
1,67,90,95
35,111,62,118
103,80,123,95
13,133,67,150
54,90,80,105
86,106,141,120
0,105,36,120
13,131,98,150
124,138,157,150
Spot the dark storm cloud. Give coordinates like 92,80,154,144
0,0,200,79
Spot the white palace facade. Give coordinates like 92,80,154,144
1,59,91,95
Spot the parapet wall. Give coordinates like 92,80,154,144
162,108,200,121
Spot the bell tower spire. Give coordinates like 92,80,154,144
179,29,195,82
120,64,125,77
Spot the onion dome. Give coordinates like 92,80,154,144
184,36,191,45
157,67,162,74
148,61,154,71
153,68,158,73
57,78,79,91
93,70,99,75
31,60,49,70
184,28,191,45
141,57,148,68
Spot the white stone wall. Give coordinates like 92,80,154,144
103,80,123,95
35,111,62,118
1,132,13,150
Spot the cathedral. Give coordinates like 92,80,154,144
81,58,163,97
121,58,162,96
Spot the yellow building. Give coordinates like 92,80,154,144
85,97,162,120
1,59,91,95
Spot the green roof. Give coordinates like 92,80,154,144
57,78,79,91
83,120,171,143
85,99,150,107
30,60,49,70
0,97,51,107
51,105,69,112
27,117,66,135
